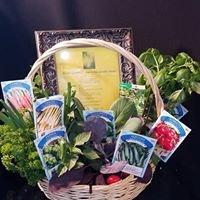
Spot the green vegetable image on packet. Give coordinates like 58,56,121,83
34,126,68,180
149,110,191,162
83,110,116,139
113,131,157,177
33,95,64,138
120,82,146,116
1,79,34,112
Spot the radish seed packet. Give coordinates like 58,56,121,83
1,79,34,112
149,110,191,162
146,105,188,130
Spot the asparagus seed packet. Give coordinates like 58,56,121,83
83,110,116,139
1,79,34,112
34,126,68,180
112,131,157,178
149,110,191,162
120,82,146,116
33,95,64,137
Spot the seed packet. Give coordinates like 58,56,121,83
120,82,146,116
112,131,157,178
1,79,34,112
146,104,188,130
149,110,191,162
33,95,64,137
172,104,188,120
83,110,116,139
34,126,68,180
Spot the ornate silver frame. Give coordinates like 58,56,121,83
35,28,134,94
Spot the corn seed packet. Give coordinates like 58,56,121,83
33,95,64,138
120,82,146,116
112,131,157,178
83,110,116,139
1,79,34,112
34,126,68,180
149,110,191,162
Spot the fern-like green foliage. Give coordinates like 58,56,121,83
0,124,45,185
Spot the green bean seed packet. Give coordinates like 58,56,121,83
113,131,157,178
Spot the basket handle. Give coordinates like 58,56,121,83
26,38,164,117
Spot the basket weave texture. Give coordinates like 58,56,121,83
27,38,163,200
39,164,155,200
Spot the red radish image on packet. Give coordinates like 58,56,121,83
1,79,34,112
149,110,191,162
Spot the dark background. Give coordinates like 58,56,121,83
0,0,200,199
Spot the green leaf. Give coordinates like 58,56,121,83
58,164,68,177
136,74,146,85
60,139,67,163
73,97,85,121
154,68,167,86
168,89,186,107
163,55,175,65
110,97,130,120
83,146,100,160
0,112,16,129
151,153,160,166
33,74,42,86
191,82,200,94
176,68,190,81
75,161,84,169
68,155,79,171
115,100,138,131
158,55,164,64
0,100,27,129
175,52,190,65
67,82,72,108
139,50,159,70
188,63,199,74
63,91,68,126
72,147,83,155
74,132,91,146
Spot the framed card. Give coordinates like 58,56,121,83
55,46,121,109
35,28,134,109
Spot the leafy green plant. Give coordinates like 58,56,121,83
0,74,50,186
0,122,45,185
138,48,200,115
110,97,138,132
32,73,50,98
57,132,100,176
64,83,85,141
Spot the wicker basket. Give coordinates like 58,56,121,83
26,38,164,200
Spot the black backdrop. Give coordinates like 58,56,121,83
0,0,200,199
